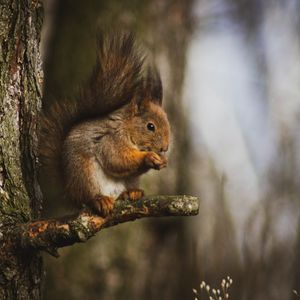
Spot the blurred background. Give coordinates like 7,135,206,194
41,0,300,299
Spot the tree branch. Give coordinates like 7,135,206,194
14,195,199,257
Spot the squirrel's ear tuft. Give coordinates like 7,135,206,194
129,93,144,116
143,67,163,106
130,66,163,114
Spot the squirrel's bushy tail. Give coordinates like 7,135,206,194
39,33,144,180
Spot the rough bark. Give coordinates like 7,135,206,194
0,0,43,298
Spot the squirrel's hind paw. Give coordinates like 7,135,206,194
90,195,115,217
118,189,144,201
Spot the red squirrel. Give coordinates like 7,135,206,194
39,33,170,216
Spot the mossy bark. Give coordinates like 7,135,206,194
0,0,43,298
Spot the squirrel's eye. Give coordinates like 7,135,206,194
147,122,155,132
94,136,102,142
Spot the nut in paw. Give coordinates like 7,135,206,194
145,152,167,170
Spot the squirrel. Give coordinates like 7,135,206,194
39,33,170,216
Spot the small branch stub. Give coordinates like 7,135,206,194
15,195,199,256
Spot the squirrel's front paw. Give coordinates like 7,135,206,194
118,189,145,201
145,152,167,170
90,195,115,217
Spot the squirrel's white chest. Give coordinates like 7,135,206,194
92,160,125,198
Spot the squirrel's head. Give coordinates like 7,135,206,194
126,68,170,156
127,101,170,155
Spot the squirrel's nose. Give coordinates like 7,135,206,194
160,146,168,153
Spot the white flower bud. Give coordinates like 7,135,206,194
221,279,226,287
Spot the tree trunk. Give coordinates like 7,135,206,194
0,0,43,298
0,2,199,299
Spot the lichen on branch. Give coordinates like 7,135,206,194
13,195,199,257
